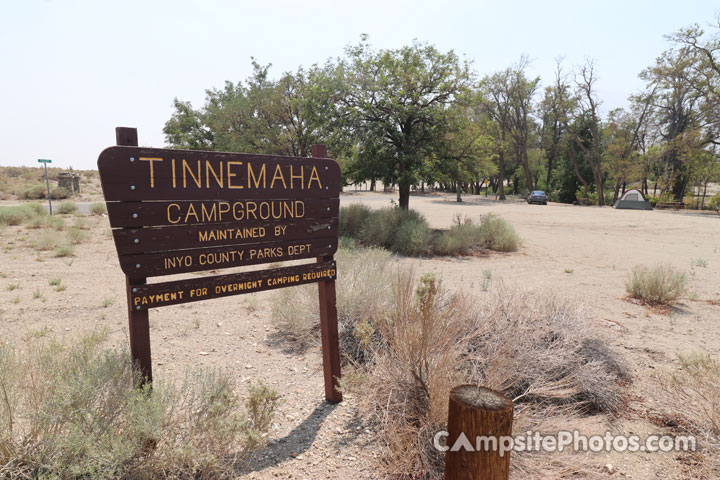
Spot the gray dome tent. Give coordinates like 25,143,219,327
613,189,653,210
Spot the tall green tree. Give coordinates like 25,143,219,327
539,61,574,190
163,61,336,158
569,61,606,206
481,70,514,200
338,37,473,209
433,94,496,202
507,58,541,192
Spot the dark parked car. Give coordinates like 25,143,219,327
527,190,548,205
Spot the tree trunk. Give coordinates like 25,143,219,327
398,181,410,210
594,169,605,206
612,181,621,204
444,385,513,480
370,179,376,192
521,147,534,192
569,147,590,193
702,181,709,209
497,153,506,200
456,181,462,202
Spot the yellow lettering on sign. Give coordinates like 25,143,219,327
290,164,303,189
182,159,202,188
248,163,266,188
205,161,223,188
163,200,308,225
270,164,287,189
227,161,244,189
167,203,181,224
308,166,322,189
139,157,163,188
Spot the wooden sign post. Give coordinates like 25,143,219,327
100,127,342,403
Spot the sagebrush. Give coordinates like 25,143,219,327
656,354,720,478
272,257,627,479
626,264,686,305
0,331,278,479
338,205,520,256
272,246,393,363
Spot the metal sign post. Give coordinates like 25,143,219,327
37,159,52,215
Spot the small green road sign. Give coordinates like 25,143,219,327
38,159,53,215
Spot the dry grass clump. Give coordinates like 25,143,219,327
32,231,61,251
18,186,71,200
0,204,45,226
358,271,473,477
348,275,627,479
27,214,64,230
271,251,624,478
65,226,87,245
55,201,78,214
467,287,628,414
0,331,278,479
655,354,720,478
89,202,107,215
271,247,393,363
626,264,687,306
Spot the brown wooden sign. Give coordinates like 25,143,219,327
112,217,338,255
118,237,338,276
130,261,336,310
106,199,339,228
98,128,342,404
97,146,341,201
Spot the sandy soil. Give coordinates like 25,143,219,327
1,191,719,479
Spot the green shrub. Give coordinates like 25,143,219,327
0,204,44,226
709,192,720,211
32,231,61,251
432,222,484,255
338,236,357,250
56,201,77,214
27,213,64,230
626,264,687,306
53,244,75,257
26,203,46,215
20,185,46,200
359,207,430,254
66,226,87,245
0,331,277,478
49,186,71,200
391,217,430,255
89,202,107,215
338,204,372,238
359,207,401,247
477,213,520,252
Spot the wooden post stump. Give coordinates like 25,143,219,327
444,385,513,480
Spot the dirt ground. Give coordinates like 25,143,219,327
1,191,719,479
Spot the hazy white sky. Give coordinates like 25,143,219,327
1,0,718,170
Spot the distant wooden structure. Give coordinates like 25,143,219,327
57,172,81,194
